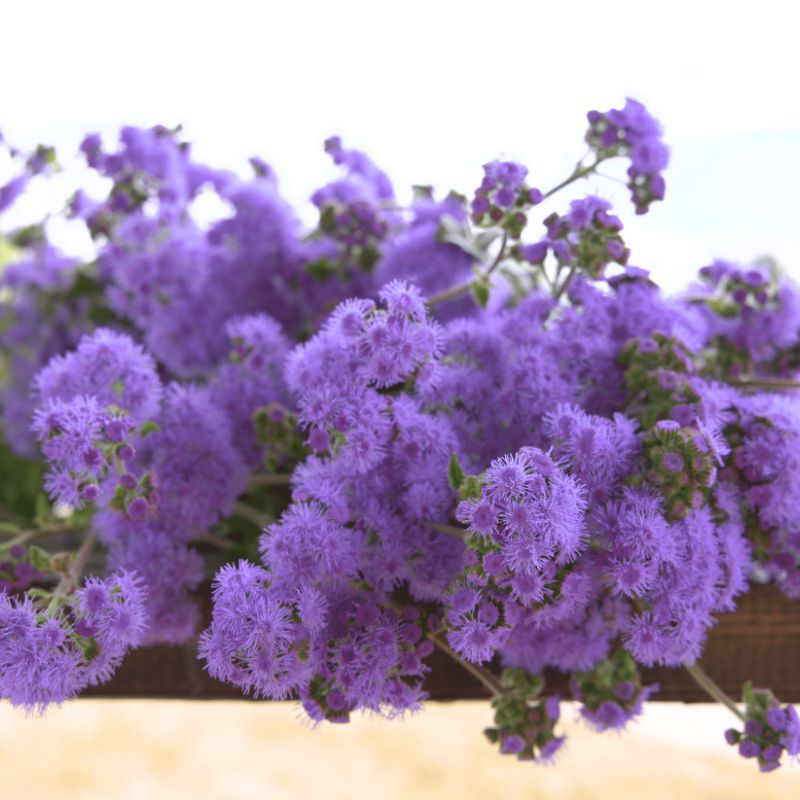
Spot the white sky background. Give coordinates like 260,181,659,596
1,0,799,293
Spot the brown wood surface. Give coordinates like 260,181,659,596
84,584,800,702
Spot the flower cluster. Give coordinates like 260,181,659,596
31,395,141,511
471,160,542,238
449,448,587,662
725,684,800,772
691,259,800,375
519,197,628,280
571,649,656,732
586,98,669,214
0,571,146,713
484,670,564,762
1,101,799,773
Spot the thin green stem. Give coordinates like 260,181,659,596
726,378,800,390
540,155,608,200
198,532,234,551
428,630,502,697
553,262,579,302
483,229,508,280
382,593,501,697
685,663,746,722
428,230,509,308
0,524,76,552
537,263,555,291
234,501,270,529
427,280,471,308
0,522,23,538
249,473,293,488
424,521,467,538
47,530,97,614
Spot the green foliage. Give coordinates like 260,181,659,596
0,439,44,521
447,453,465,491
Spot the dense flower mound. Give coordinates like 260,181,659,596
1,103,799,771
0,571,146,713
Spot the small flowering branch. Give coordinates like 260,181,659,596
429,154,611,309
685,663,746,722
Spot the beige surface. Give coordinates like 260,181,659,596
0,700,798,799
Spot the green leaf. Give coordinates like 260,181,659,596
138,420,160,436
437,216,484,260
319,205,338,234
459,475,483,501
471,279,490,309
447,453,466,491
27,545,52,571
306,258,333,281
34,493,51,526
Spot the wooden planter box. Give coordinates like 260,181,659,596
85,584,800,703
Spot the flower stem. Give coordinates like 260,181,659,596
198,532,234,551
428,630,502,697
685,663,746,722
0,524,77,552
424,521,467,538
47,530,97,614
483,229,508,280
234,501,269,528
249,473,293,488
383,593,502,697
726,378,800,390
540,156,607,201
552,262,579,302
428,230,508,308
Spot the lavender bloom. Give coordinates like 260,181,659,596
0,175,28,214
449,448,587,664
538,196,629,279
145,384,248,534
691,259,800,372
97,513,204,644
9,108,800,764
35,328,162,421
199,561,313,700
725,686,800,771
31,394,138,509
200,563,428,718
546,404,639,504
0,245,90,455
471,160,541,237
209,314,291,465
586,98,669,214
0,571,146,712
